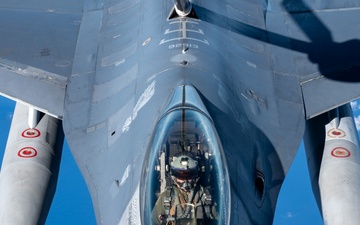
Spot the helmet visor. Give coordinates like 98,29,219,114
171,167,198,179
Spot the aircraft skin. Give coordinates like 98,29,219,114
0,0,360,224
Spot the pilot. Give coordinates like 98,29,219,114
152,153,218,225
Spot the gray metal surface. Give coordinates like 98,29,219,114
0,2,82,117
0,0,359,224
0,59,67,118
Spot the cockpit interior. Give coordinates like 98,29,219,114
141,85,230,225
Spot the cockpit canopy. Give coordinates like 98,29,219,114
141,107,230,225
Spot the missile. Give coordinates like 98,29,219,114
319,104,360,225
0,103,64,225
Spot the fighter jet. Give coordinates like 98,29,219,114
0,0,360,224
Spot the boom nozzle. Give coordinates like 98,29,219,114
172,0,192,17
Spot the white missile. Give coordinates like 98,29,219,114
0,103,63,225
319,104,360,225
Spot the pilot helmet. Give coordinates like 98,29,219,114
170,153,199,191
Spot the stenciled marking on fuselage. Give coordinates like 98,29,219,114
159,20,209,46
130,195,138,225
160,38,209,45
241,89,267,108
117,185,140,225
169,20,199,25
168,43,199,50
119,164,131,187
122,81,156,133
86,122,106,133
164,28,204,35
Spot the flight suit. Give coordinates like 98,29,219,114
152,185,218,225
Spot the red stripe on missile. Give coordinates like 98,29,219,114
331,147,350,158
18,147,37,158
21,128,41,138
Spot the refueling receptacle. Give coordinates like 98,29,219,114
172,0,192,17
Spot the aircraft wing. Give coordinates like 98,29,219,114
267,0,360,118
0,1,85,118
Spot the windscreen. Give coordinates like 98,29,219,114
141,108,230,225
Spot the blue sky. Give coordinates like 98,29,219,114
1,96,359,225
